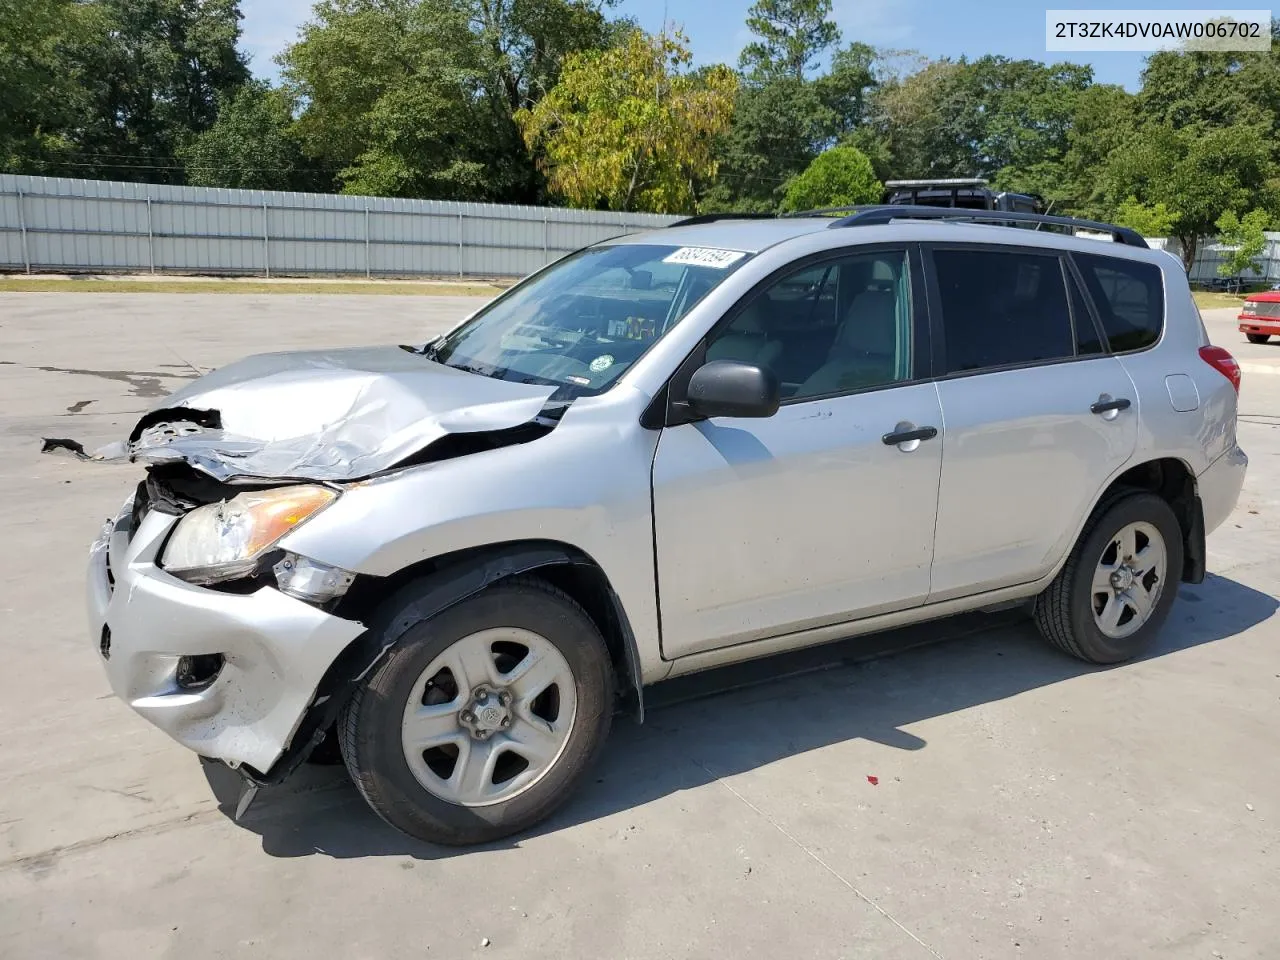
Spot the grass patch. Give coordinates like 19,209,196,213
1193,290,1248,310
0,277,507,297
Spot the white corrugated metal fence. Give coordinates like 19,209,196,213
0,175,680,279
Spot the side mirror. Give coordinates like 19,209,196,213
685,360,780,419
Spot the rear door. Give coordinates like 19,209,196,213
925,243,1139,601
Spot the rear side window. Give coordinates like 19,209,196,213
1074,254,1164,352
932,248,1074,374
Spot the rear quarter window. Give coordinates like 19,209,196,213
1074,254,1164,352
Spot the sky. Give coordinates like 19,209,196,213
236,0,1236,89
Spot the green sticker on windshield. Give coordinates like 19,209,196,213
589,354,615,373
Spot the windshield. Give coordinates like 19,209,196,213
423,243,753,393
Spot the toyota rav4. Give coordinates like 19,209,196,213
87,206,1248,845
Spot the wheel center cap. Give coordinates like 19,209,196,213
460,688,511,737
1111,566,1135,591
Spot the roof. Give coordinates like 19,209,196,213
602,214,1170,265
603,217,831,254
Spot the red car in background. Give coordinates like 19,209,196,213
1238,291,1280,343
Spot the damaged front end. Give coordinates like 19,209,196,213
82,345,575,805
95,344,566,483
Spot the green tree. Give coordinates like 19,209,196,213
282,0,625,201
1113,196,1175,237
1139,45,1277,133
705,76,835,211
516,29,736,212
739,0,840,80
69,0,250,183
1103,121,1278,270
180,82,310,190
814,42,878,139
0,0,85,171
863,59,977,178
1215,209,1272,277
282,0,494,199
1057,83,1139,217
780,145,880,211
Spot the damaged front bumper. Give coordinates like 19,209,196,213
87,500,365,775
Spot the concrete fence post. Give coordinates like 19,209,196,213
17,190,30,274
262,200,270,278
457,211,465,277
364,206,371,279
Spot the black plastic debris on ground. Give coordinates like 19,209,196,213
41,437,91,460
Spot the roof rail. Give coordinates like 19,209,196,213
779,205,872,219
666,212,777,227
827,205,1148,248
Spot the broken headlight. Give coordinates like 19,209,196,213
161,485,337,585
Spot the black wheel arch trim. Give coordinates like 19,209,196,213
240,541,644,788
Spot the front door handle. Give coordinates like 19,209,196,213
1090,397,1131,415
882,425,938,446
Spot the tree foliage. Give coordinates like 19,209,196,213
780,145,880,211
1113,196,1175,237
515,30,736,212
71,0,250,182
5,0,1280,251
739,0,840,80
0,0,86,171
180,82,309,190
1103,121,1277,269
1215,209,1272,276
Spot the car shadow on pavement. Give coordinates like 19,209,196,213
202,571,1277,860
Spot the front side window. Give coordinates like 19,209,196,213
704,249,913,401
933,248,1074,374
426,243,752,393
1075,253,1164,352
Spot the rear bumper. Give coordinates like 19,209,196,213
87,502,364,774
1238,316,1280,336
1198,444,1248,536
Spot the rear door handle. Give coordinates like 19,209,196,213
882,425,938,446
1090,397,1131,415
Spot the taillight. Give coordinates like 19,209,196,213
1199,345,1241,393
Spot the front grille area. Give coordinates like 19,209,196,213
1253,301,1280,318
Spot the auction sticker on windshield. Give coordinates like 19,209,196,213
663,247,747,269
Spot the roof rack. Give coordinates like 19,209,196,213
827,205,1148,248
779,206,869,219
666,212,777,227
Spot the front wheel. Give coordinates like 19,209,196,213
339,577,614,845
1034,492,1183,664
1246,333,1271,344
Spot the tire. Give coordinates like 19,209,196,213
1246,333,1271,344
339,576,614,846
1034,492,1183,664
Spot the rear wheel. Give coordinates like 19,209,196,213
339,577,614,845
1034,492,1183,664
1246,333,1271,344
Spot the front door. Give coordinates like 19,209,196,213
651,247,944,659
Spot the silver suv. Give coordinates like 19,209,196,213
87,207,1248,845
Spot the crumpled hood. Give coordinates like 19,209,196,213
103,346,559,482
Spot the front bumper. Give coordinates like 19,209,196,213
87,501,364,774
